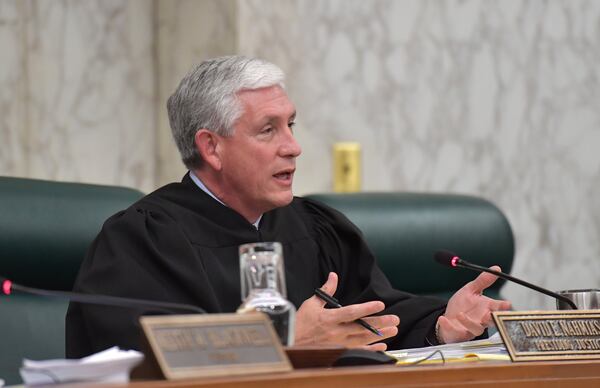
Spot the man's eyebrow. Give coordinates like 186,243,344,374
261,111,296,124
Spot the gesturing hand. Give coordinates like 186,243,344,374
437,266,512,344
294,272,400,351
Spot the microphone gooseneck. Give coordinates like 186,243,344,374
434,250,578,310
1,276,206,314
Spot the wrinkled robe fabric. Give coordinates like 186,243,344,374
66,173,445,357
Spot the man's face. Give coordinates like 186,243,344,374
216,85,301,221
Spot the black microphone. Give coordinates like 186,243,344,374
1,275,206,314
434,250,578,310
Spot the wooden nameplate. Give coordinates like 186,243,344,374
135,312,291,380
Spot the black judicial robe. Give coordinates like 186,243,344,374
66,173,446,357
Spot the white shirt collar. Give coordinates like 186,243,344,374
188,171,262,229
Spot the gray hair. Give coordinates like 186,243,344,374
167,55,286,169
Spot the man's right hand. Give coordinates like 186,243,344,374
294,272,400,351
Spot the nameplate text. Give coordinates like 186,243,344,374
493,310,600,361
140,313,291,380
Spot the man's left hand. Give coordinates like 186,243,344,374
437,265,512,344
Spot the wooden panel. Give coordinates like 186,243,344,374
97,360,600,388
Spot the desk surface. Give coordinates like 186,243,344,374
87,359,600,388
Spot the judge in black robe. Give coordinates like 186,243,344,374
66,173,446,357
67,55,511,357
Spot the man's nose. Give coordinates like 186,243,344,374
280,130,302,157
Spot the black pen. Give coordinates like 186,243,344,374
314,288,384,337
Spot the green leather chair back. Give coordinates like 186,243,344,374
0,176,144,385
305,192,514,301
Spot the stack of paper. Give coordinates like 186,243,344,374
20,347,144,385
387,332,510,365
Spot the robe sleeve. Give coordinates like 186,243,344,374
65,205,218,358
299,198,447,349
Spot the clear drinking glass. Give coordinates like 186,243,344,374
238,242,296,346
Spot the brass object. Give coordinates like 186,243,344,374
493,310,600,362
139,313,291,380
333,142,361,192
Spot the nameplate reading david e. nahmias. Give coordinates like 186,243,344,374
493,310,600,362
140,313,291,380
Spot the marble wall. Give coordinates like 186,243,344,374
236,0,600,310
1,0,599,309
1,0,156,191
155,0,237,185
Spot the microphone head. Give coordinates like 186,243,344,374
434,250,461,268
2,279,12,295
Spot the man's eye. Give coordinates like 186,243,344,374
261,127,274,134
288,121,296,130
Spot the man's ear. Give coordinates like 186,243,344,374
194,129,222,170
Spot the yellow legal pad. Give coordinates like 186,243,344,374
394,353,511,366
387,332,511,366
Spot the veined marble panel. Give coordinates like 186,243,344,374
155,0,237,187
1,0,156,191
0,0,27,177
238,0,600,309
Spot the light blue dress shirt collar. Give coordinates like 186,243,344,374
188,171,262,229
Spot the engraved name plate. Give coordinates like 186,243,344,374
493,310,600,362
140,313,292,380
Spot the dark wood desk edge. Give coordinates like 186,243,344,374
100,360,600,388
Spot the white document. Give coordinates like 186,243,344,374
387,332,509,364
20,347,144,386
